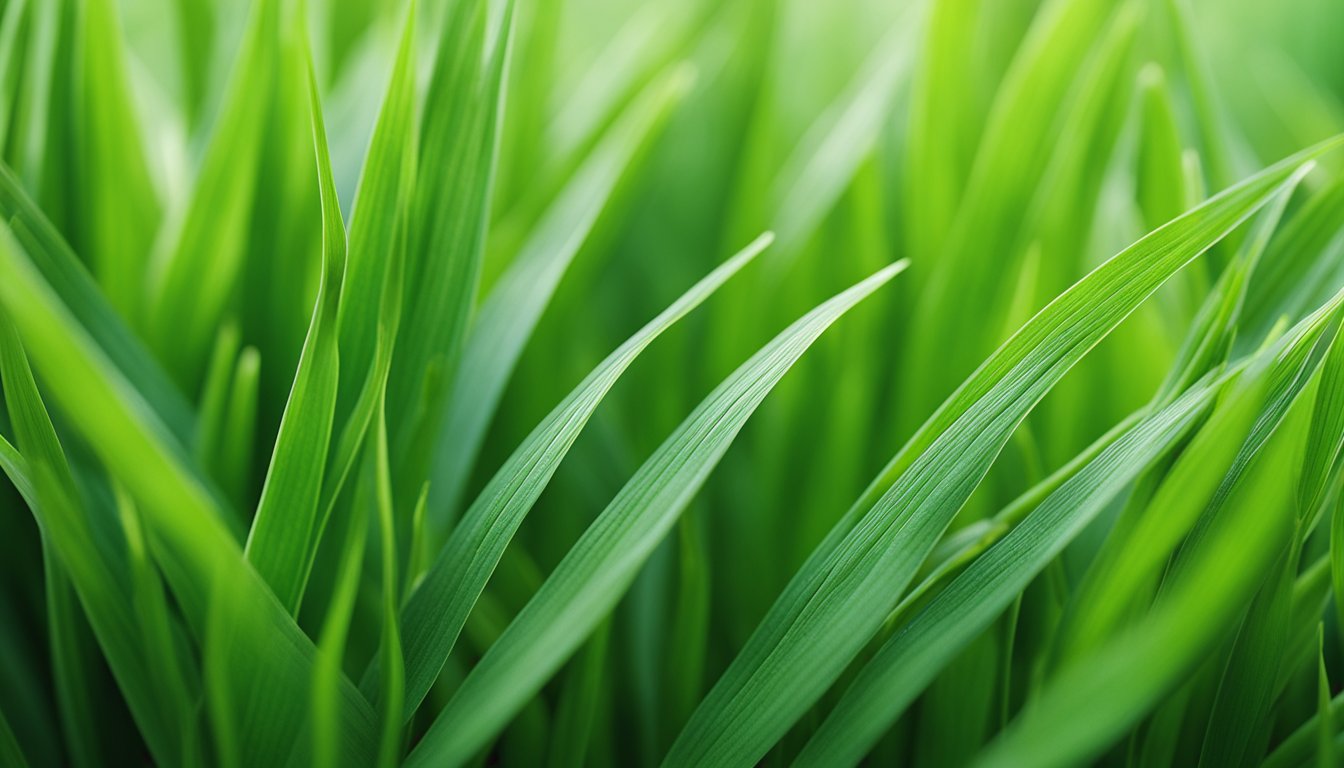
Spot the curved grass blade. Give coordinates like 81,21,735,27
244,41,348,615
666,143,1340,768
384,233,773,716
429,61,694,527
794,368,1231,766
972,353,1322,768
333,0,417,432
1053,175,1309,662
403,260,906,767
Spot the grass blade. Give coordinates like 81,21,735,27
795,366,1231,766
404,259,906,767
245,37,348,615
429,61,694,527
385,233,771,714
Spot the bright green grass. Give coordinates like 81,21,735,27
1,0,1344,766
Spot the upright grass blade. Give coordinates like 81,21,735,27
667,144,1338,768
429,61,695,526
0,0,29,154
903,0,1122,418
42,541,100,768
1318,628,1336,768
0,222,378,765
904,0,978,265
767,3,922,257
317,0,416,549
311,476,369,768
403,258,906,768
384,233,772,716
388,0,515,494
371,398,404,768
245,39,348,615
148,0,280,388
547,621,611,768
72,0,160,324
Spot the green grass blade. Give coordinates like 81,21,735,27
311,479,369,768
1136,64,1190,232
147,0,280,388
0,0,29,154
372,398,404,768
403,259,905,768
429,62,694,526
904,0,977,264
387,0,515,491
768,5,921,257
220,346,260,506
1301,319,1344,522
1263,692,1344,768
795,367,1230,767
1318,626,1336,768
1196,546,1296,768
245,39,348,615
973,357,1320,768
333,0,416,436
383,233,770,715
547,621,611,768
71,0,159,323
903,0,1123,417
42,543,100,768
668,143,1339,767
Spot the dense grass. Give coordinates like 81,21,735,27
1,0,1344,765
